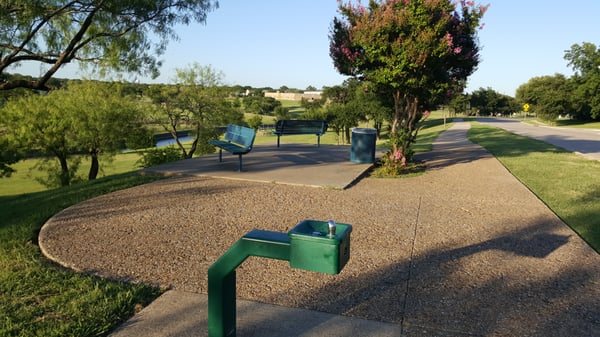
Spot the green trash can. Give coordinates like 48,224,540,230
350,128,376,163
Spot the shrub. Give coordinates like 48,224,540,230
247,115,263,130
136,146,183,168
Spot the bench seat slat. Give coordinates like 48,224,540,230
208,140,251,154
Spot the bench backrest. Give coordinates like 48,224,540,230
224,124,256,149
275,120,328,134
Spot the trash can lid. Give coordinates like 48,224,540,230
352,127,377,134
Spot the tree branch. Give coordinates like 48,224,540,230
37,3,102,88
0,1,77,74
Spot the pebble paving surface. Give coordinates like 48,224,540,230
40,123,600,336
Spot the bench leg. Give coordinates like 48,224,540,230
237,154,243,172
277,135,280,148
218,149,223,162
317,135,321,147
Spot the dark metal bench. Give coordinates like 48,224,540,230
273,120,328,147
208,124,256,171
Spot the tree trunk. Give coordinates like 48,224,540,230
374,121,382,139
390,89,403,153
89,149,99,180
344,127,351,144
58,156,70,187
187,124,201,159
172,131,189,159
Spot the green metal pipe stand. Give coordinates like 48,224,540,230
208,220,352,337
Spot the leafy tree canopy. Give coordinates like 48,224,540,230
331,0,487,103
1,80,148,185
470,87,518,116
0,0,218,91
330,0,487,171
564,42,600,120
146,63,243,159
516,74,571,121
0,136,21,178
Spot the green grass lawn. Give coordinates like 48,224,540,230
0,172,164,337
553,120,600,129
468,122,600,252
279,99,304,117
0,152,143,196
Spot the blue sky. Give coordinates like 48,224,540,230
16,1,600,96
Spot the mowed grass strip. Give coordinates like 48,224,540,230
0,172,164,337
468,122,600,252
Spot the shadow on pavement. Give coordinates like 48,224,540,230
266,221,597,337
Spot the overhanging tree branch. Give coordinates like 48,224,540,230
0,0,218,91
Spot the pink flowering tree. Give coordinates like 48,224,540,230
330,0,488,174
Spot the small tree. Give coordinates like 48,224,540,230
147,64,243,159
274,106,292,120
247,114,263,130
3,92,77,186
321,78,368,143
300,97,325,112
1,81,149,185
51,81,150,180
243,95,282,115
330,0,487,173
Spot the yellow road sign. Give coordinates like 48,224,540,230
523,103,530,112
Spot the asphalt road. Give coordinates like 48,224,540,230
475,118,600,161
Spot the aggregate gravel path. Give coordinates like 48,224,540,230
39,122,600,337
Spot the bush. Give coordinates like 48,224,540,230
136,146,184,168
247,115,263,130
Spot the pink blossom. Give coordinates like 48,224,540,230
479,4,490,15
453,46,462,54
445,33,454,47
394,150,403,161
423,110,431,117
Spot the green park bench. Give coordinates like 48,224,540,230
208,124,256,171
273,119,328,147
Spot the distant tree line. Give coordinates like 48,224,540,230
515,42,600,121
450,42,600,122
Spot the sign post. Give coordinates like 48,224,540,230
523,103,530,120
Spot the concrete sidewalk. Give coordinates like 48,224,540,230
143,143,385,189
109,291,404,337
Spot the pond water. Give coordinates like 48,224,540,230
155,135,194,147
